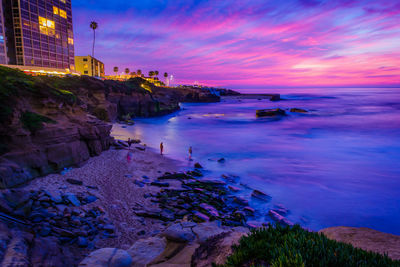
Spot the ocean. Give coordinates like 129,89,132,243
112,87,400,234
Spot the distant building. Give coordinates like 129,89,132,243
75,55,104,77
0,0,75,74
0,1,7,64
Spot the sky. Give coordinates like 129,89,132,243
72,0,400,89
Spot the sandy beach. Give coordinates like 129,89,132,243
24,143,181,249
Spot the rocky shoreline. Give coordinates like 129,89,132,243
1,140,399,265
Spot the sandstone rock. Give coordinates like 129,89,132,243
128,236,166,267
31,236,74,267
320,226,400,260
79,248,132,267
151,244,199,267
162,223,196,243
1,231,32,267
192,222,228,244
0,160,32,189
0,222,11,262
192,230,248,266
148,241,186,265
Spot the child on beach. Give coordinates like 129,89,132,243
126,151,133,163
189,146,193,160
160,142,164,155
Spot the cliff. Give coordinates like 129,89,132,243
0,66,223,188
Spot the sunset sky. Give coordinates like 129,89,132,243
72,0,400,88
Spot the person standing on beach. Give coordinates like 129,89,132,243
160,142,164,155
188,146,193,160
127,138,132,149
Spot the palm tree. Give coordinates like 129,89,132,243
125,68,130,75
149,71,154,78
113,66,119,76
164,72,168,85
90,21,98,58
137,69,142,76
155,70,159,77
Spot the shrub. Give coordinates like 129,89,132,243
20,111,56,133
92,107,109,121
216,224,400,267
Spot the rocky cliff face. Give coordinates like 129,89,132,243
0,66,223,188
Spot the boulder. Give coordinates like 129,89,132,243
194,163,203,169
1,231,32,267
192,222,228,244
31,236,75,266
256,108,286,117
79,248,132,267
192,229,249,266
128,236,167,267
162,223,196,243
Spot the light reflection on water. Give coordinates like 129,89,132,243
112,88,400,234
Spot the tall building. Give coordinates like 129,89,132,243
0,0,7,64
75,55,104,77
1,0,75,72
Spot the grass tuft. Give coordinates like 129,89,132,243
216,224,400,267
20,111,56,133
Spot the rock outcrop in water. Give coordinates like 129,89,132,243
0,66,226,188
256,108,287,117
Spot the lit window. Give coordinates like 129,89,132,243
38,17,55,36
60,0,66,3
53,6,59,15
39,16,47,27
59,9,67,19
39,26,48,35
68,38,74,45
47,20,55,29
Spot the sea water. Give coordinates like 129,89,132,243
112,88,400,234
